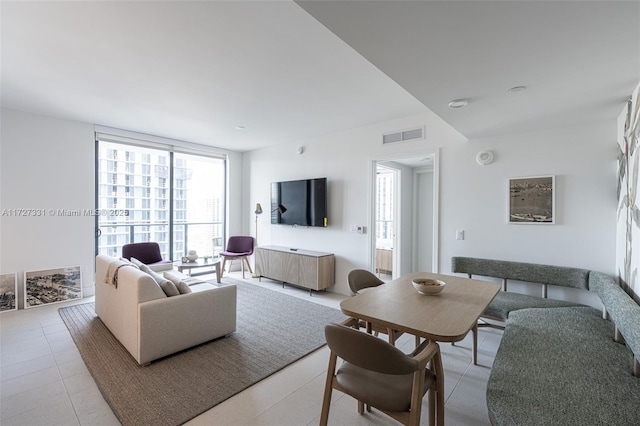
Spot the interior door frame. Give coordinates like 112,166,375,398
369,149,440,275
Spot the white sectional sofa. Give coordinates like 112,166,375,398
95,254,237,365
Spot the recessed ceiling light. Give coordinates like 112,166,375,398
235,125,246,130
448,99,469,108
508,86,526,93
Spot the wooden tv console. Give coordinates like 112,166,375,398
255,245,335,295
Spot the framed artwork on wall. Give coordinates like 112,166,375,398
0,273,17,312
509,175,555,224
24,266,82,309
616,82,639,298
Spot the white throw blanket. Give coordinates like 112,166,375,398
105,261,137,288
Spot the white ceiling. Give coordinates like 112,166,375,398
2,1,639,152
298,0,640,139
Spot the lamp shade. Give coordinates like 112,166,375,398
272,204,287,214
255,203,263,215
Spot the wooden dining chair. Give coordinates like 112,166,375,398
320,321,444,426
348,269,420,347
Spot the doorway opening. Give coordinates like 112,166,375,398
371,154,438,279
374,164,397,280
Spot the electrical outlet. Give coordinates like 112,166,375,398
456,230,465,240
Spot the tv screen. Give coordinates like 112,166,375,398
271,178,327,227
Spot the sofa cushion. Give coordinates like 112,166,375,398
164,273,192,294
130,257,150,272
487,306,640,426
175,280,192,294
148,270,180,297
118,257,140,268
484,291,583,320
164,270,205,287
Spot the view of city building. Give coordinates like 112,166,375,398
376,167,395,248
96,141,225,261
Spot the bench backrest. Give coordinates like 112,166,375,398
451,256,590,291
589,271,640,374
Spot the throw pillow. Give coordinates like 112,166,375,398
119,257,139,269
130,257,150,273
174,280,192,294
148,270,180,297
163,273,193,294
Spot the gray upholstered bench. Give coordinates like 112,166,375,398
451,256,590,363
486,271,640,425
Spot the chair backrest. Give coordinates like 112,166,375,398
226,236,254,255
347,269,384,295
122,242,163,264
325,323,418,375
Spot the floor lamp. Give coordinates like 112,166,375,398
251,203,263,278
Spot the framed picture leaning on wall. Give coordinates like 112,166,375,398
0,273,17,312
24,266,82,308
509,175,555,224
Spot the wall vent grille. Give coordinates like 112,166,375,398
382,126,425,145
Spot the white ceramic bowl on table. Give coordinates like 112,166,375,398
412,278,446,295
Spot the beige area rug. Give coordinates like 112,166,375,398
59,278,346,426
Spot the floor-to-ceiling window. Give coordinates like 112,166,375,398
95,136,226,261
173,152,225,259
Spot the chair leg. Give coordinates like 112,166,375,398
408,370,424,426
319,353,337,426
472,323,478,365
221,258,227,276
435,353,445,426
244,256,253,274
357,400,364,414
428,386,436,426
240,256,245,278
387,328,396,346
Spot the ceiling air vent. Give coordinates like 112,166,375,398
382,126,425,145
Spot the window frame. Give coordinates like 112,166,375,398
94,130,227,261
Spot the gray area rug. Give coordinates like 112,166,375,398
59,278,346,426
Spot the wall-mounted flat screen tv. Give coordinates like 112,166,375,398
271,177,328,227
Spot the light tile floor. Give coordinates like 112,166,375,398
0,272,503,425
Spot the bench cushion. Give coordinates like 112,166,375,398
487,306,640,426
589,271,640,362
451,257,590,289
484,292,583,320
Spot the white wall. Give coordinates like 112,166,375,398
243,111,466,295
0,109,245,303
441,122,617,274
440,122,617,307
1,107,616,306
1,109,95,301
245,114,617,302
